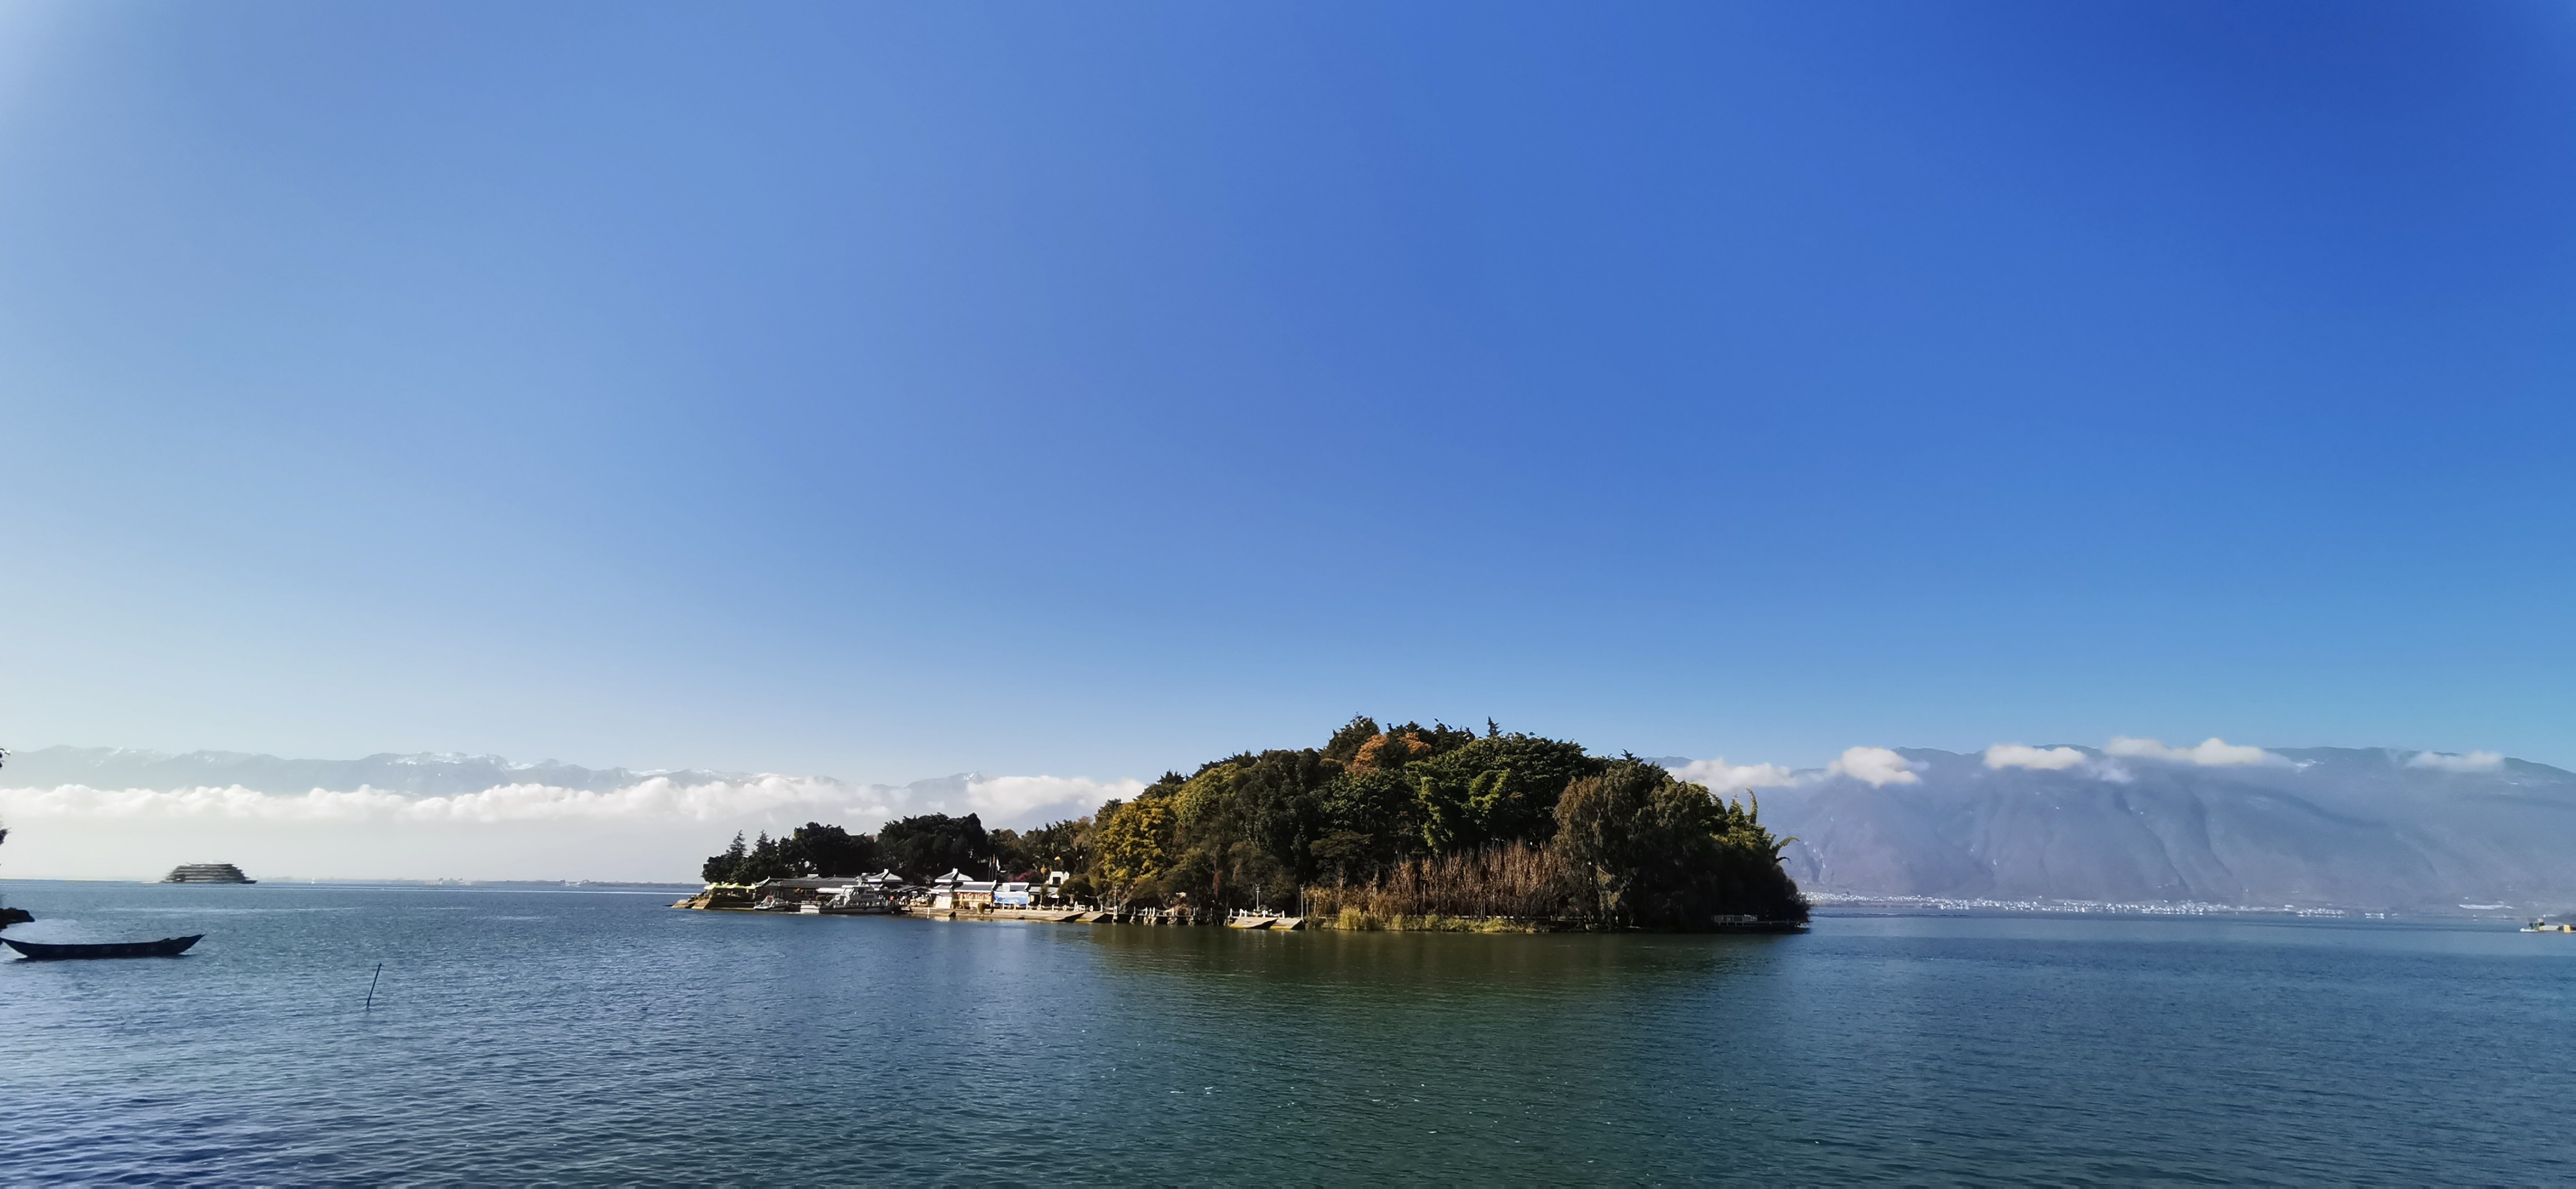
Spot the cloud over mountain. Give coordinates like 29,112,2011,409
1715,745,2576,913
1825,746,1921,786
2103,736,2284,767
2407,750,2504,773
0,747,1141,881
1984,744,2088,770
12,739,2570,908
1667,757,1798,790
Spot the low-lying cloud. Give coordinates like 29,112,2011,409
19,733,2500,883
2,777,849,825
1668,757,1798,790
0,773,1145,828
0,772,1145,882
2103,736,2284,767
2407,750,2504,773
1983,743,2089,770
1826,746,1921,786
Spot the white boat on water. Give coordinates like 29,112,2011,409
819,886,894,915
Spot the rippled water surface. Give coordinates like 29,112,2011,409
5,881,2572,1183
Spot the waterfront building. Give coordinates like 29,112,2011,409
747,877,861,901
919,869,1002,908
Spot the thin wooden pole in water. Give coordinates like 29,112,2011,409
364,962,383,1012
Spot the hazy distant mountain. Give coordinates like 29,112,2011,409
3,746,747,797
15,743,2574,909
1709,746,2576,913
0,746,1111,837
0,747,1143,882
0,746,1035,811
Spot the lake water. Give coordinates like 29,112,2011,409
5,881,2572,1183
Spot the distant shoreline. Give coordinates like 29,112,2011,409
2,878,2531,921
1807,894,2521,921
0,878,701,892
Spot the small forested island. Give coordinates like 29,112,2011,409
696,718,1807,931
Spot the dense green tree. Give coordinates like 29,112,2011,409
1107,726,1610,905
701,823,882,881
879,813,994,880
784,822,878,877
1550,760,1806,928
1017,817,1095,875
701,832,751,882
1321,715,1382,765
1155,749,1339,905
732,831,798,882
1409,733,1603,854
1343,721,1478,774
1095,793,1175,887
989,829,1033,878
1315,769,1419,872
1306,829,1380,884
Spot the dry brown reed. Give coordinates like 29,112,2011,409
1305,844,1571,921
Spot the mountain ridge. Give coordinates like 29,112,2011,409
1739,745,2576,913
7,741,2572,911
2,746,756,797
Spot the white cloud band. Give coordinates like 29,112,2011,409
0,773,1144,829
1826,746,1921,786
1984,744,2088,770
0,773,1148,882
1668,757,1799,790
2103,736,2283,767
2406,750,2503,773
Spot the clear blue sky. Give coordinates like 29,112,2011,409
2,1,2570,781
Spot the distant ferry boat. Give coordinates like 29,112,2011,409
162,863,255,884
2523,918,2574,933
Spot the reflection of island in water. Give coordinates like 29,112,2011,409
162,863,257,884
1084,918,1793,997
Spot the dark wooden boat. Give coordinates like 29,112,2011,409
2,934,203,960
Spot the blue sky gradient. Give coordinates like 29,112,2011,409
3,1,2572,780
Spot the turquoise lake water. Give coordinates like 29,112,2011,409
4,881,2572,1183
